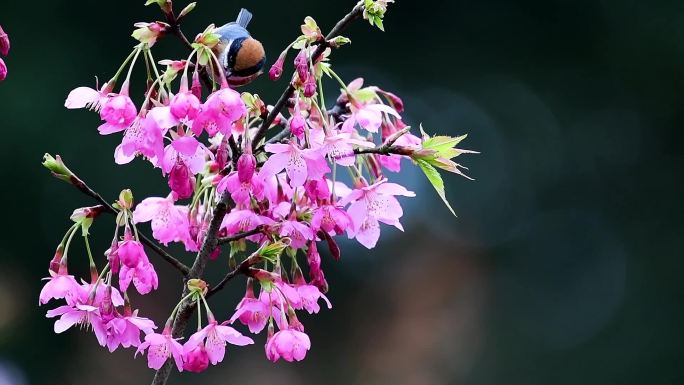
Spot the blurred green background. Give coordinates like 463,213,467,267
1,0,682,384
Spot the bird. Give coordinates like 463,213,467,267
212,8,266,87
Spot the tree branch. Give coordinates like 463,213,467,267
217,227,265,245
151,192,234,385
68,174,190,276
251,3,364,151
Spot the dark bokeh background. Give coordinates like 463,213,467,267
1,1,682,384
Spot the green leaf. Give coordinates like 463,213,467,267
374,16,385,31
416,159,456,216
354,86,377,102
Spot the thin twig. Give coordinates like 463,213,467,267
68,175,190,276
216,227,264,245
251,4,364,151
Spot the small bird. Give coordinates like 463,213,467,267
213,8,266,87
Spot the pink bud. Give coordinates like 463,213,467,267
294,50,309,81
269,56,284,81
289,114,306,139
168,160,194,199
216,137,229,171
303,76,317,98
49,245,65,274
191,71,202,99
237,153,257,183
107,240,120,274
0,58,6,81
0,25,9,56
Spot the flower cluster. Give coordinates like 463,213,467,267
0,24,10,81
41,0,475,380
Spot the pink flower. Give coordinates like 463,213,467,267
170,90,201,121
183,343,210,373
136,328,184,371
294,284,332,314
39,270,80,305
229,296,272,334
162,136,210,176
98,91,137,135
65,82,112,112
221,210,274,236
279,220,314,249
133,194,194,248
192,88,246,137
184,321,253,365
46,304,102,335
265,329,311,362
119,257,158,295
102,311,157,352
320,131,374,166
261,142,330,188
0,25,9,56
340,180,415,249
216,171,264,206
311,204,352,235
342,103,400,133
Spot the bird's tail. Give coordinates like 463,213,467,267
236,8,253,28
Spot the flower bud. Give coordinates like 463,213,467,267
294,50,308,81
269,55,285,81
49,244,65,274
303,76,317,98
237,153,257,183
42,153,74,182
187,279,208,294
289,114,306,139
191,71,202,99
0,58,6,81
0,25,9,56
168,161,194,199
118,189,134,210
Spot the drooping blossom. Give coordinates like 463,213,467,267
133,194,194,249
98,87,137,135
229,281,276,334
64,82,112,112
265,328,311,362
39,268,81,305
184,321,254,365
216,153,264,205
101,311,157,352
117,230,147,268
0,58,6,81
192,87,246,137
118,239,158,296
261,142,329,188
136,327,185,371
183,343,210,373
340,179,416,249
